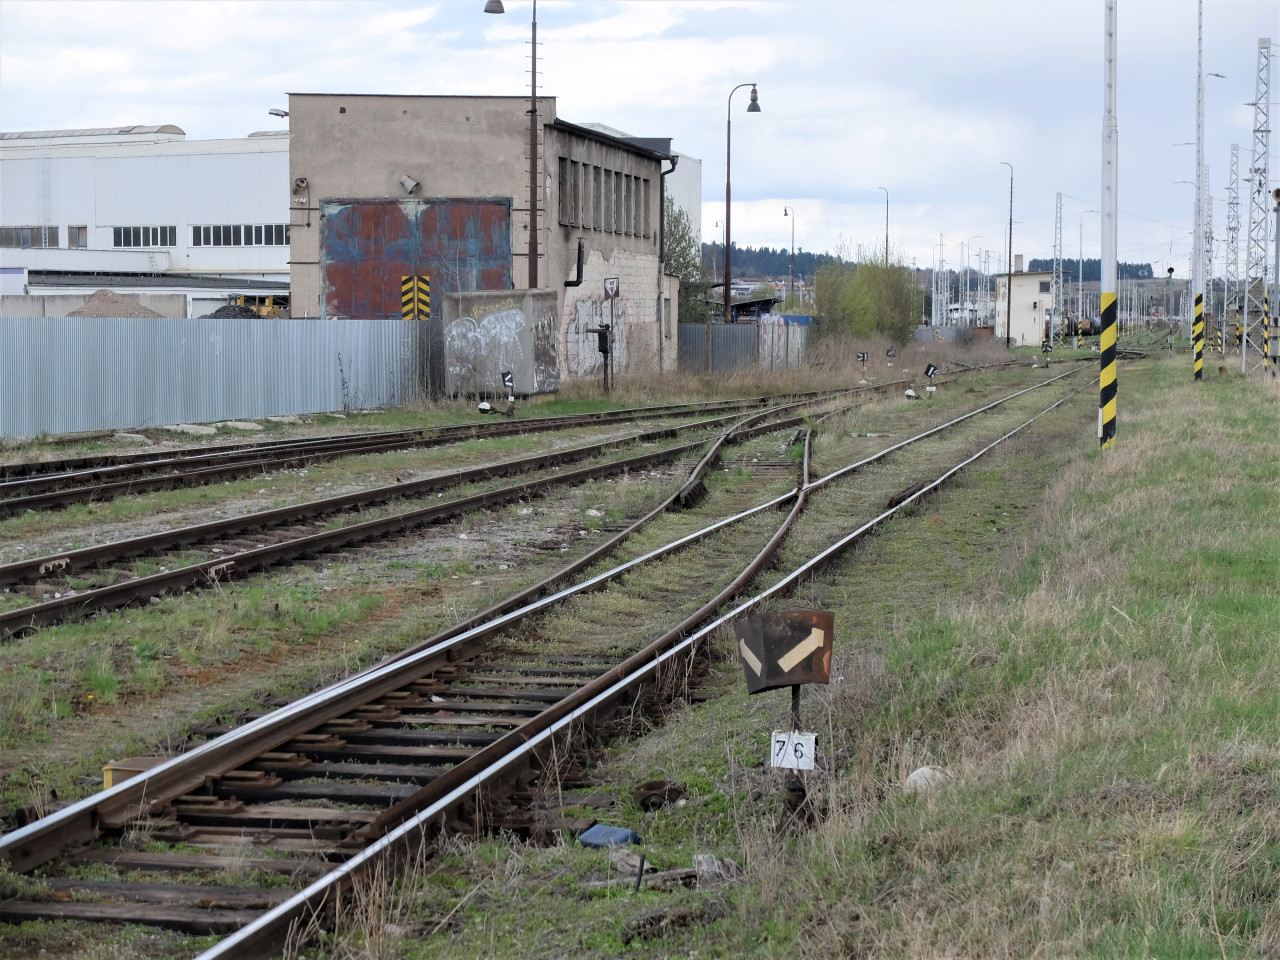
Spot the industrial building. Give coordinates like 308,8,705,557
995,269,1056,346
286,93,683,395
0,125,290,317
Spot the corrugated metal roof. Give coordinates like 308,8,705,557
28,271,288,291
0,125,185,140
247,130,289,138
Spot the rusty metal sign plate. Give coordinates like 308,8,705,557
734,609,834,694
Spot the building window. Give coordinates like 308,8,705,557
0,226,58,248
642,179,651,237
581,164,592,230
614,172,623,234
639,178,648,237
623,176,633,235
111,225,174,248
602,169,613,232
190,224,288,247
593,167,602,230
68,226,88,249
1039,280,1051,293
558,157,570,224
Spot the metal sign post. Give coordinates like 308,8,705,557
603,278,619,396
857,351,868,376
735,610,834,820
924,362,938,393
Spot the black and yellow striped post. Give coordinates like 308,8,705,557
1265,288,1273,377
1099,291,1117,448
400,275,431,321
1192,293,1204,380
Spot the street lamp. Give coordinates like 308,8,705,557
877,187,889,267
1078,209,1098,335
724,83,761,323
1001,161,1013,347
484,0,541,288
783,205,795,304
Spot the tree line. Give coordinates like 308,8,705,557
1028,258,1155,281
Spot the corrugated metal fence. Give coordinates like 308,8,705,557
678,317,809,374
0,316,422,437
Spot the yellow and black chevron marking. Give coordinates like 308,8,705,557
1099,291,1117,449
1192,293,1204,381
400,275,431,321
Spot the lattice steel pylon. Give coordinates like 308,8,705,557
1227,144,1241,336
1204,167,1215,346
1052,192,1063,342
1242,37,1272,371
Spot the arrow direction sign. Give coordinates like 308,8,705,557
733,610,834,694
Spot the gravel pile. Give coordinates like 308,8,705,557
200,304,264,319
67,289,163,318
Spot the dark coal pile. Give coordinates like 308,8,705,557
200,304,263,319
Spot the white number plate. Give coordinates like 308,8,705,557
771,730,816,770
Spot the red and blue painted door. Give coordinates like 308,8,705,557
320,198,512,319
320,198,512,397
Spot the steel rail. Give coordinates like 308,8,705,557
0,412,752,589
0,396,849,640
0,369,1073,877
0,397,803,516
0,388,860,603
197,375,1096,960
0,393,813,483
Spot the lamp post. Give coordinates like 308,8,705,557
964,235,982,326
724,83,761,323
1078,209,1097,334
1001,161,1014,347
484,0,540,288
783,205,795,304
877,187,889,267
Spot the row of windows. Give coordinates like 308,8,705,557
0,224,290,250
114,226,177,248
557,159,651,238
192,224,289,247
0,226,60,249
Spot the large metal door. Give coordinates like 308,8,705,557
320,198,512,320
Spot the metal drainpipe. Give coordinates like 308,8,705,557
658,155,679,374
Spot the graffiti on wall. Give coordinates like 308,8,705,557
443,291,559,396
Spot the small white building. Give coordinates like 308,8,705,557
995,270,1055,345
0,125,289,316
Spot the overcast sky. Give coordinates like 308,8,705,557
1,0,1275,277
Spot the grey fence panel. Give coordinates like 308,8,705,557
678,321,809,375
0,316,421,437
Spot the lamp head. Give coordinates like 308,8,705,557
268,108,289,118
483,0,504,12
399,175,421,195
747,85,760,113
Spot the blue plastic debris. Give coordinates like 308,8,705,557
577,824,641,848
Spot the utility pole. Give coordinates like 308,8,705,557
1002,162,1014,347
1053,193,1063,342
1192,0,1205,378
878,187,889,267
1242,38,1272,373
1227,145,1240,352
1099,0,1119,447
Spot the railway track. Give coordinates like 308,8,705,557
0,365,1094,958
0,390,867,638
0,394,825,517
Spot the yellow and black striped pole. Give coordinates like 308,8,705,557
400,275,432,321
1098,0,1118,449
401,276,417,321
1265,288,1272,377
1099,292,1117,447
1192,293,1204,380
